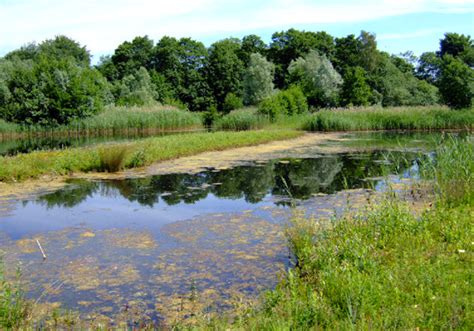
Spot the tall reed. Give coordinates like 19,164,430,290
304,106,474,131
213,108,269,131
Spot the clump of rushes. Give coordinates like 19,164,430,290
97,145,129,172
420,134,474,206
304,106,474,131
214,108,269,131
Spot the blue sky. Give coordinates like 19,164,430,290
0,0,473,63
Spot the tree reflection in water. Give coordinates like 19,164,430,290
38,151,418,209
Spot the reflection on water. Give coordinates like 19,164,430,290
0,149,421,326
40,151,415,208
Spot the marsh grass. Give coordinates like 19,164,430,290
304,106,474,131
0,105,203,139
213,108,269,131
0,262,28,329
0,130,303,181
420,135,474,206
0,119,20,135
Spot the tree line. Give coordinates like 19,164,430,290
0,30,473,125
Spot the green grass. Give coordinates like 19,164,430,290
0,263,28,329
0,130,303,182
304,106,474,131
0,104,203,138
213,107,313,131
214,108,269,131
0,119,21,135
191,137,474,330
420,135,474,207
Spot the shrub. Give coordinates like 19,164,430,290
258,96,281,121
223,93,244,113
203,104,219,127
0,56,109,125
257,87,308,120
287,86,308,114
438,55,474,109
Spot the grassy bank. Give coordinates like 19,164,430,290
193,137,473,329
0,130,302,182
0,105,203,139
304,106,474,131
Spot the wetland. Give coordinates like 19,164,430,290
0,131,445,327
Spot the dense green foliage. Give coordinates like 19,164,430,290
438,56,474,109
0,264,27,329
0,130,302,181
0,36,110,125
288,50,342,107
258,86,308,120
1,30,472,129
340,66,372,106
194,137,473,330
417,33,474,109
243,53,275,105
305,106,474,131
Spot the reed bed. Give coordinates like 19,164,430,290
0,105,203,139
304,106,474,131
213,108,269,131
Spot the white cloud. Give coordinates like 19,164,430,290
0,0,473,57
378,28,446,40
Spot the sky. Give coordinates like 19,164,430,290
0,0,473,63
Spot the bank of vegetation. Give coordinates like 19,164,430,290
0,105,203,139
188,137,473,329
0,31,472,135
213,105,474,132
0,130,302,182
304,106,474,131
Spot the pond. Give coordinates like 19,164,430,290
0,132,441,327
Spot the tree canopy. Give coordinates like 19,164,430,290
1,29,471,126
